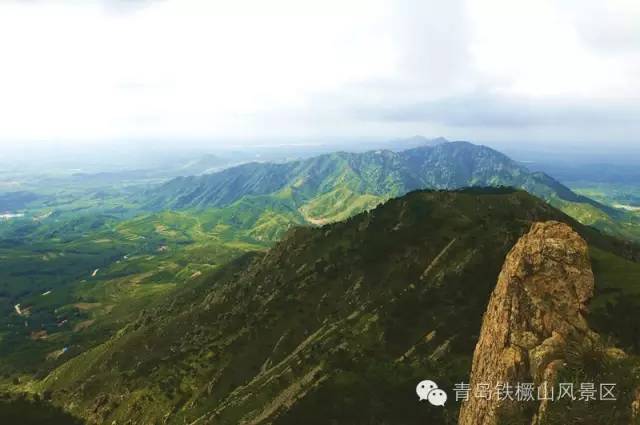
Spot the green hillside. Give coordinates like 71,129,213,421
0,208,260,381
35,189,640,425
146,142,637,241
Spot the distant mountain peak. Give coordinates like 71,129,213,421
145,140,629,241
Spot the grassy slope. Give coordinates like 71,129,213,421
36,189,640,425
588,246,640,354
571,183,640,240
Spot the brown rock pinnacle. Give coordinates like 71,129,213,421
458,221,595,425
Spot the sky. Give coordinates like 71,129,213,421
0,0,638,152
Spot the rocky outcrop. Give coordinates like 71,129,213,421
458,221,595,425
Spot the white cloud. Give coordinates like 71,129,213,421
466,0,638,99
0,0,637,147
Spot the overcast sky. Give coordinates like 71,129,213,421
0,0,638,151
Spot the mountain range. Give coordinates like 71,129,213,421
2,139,639,424
146,141,633,242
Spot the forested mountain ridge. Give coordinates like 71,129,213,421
146,141,633,240
39,189,640,424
